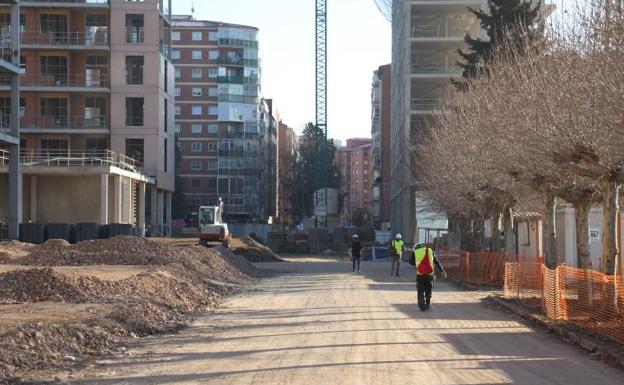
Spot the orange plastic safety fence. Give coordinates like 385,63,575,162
437,250,508,287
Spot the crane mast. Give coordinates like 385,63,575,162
315,0,328,226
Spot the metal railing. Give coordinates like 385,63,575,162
21,0,110,4
21,115,108,130
126,27,144,44
0,149,8,166
19,149,143,173
19,30,108,47
411,98,443,111
411,20,472,38
411,64,463,76
0,72,109,88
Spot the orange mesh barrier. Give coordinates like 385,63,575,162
504,262,624,344
437,250,508,287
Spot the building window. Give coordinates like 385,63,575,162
208,106,218,115
172,31,180,41
86,137,107,153
125,138,144,163
209,31,218,41
191,161,202,171
191,179,201,188
41,139,69,155
207,68,217,78
191,106,202,115
125,56,143,85
208,142,217,152
208,50,218,60
126,14,144,43
175,68,181,78
192,31,202,41
192,87,202,96
126,97,144,126
175,87,181,97
191,123,202,133
175,104,181,115
171,50,181,60
175,123,181,133
207,124,218,133
208,160,218,170
191,142,202,152
192,50,202,60
208,87,218,97
192,68,202,78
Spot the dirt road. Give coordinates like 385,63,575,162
76,257,622,384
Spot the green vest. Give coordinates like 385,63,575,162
414,247,434,276
391,239,404,256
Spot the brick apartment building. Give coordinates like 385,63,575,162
371,64,391,230
171,16,271,222
277,119,297,224
336,138,372,224
0,0,176,237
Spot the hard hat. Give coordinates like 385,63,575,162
396,233,402,239
352,234,359,239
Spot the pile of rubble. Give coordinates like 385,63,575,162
0,237,261,383
231,236,285,263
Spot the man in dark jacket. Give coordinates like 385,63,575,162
351,234,362,273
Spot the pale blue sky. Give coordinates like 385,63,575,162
173,0,392,141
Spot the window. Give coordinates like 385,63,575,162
192,50,202,60
208,160,218,170
40,56,67,84
191,123,202,133
175,105,180,115
126,14,144,43
207,142,217,152
208,106,218,115
175,123,181,133
191,142,202,152
208,68,217,78
191,179,201,188
208,50,218,60
207,124,218,133
209,31,218,41
126,97,144,126
192,31,202,41
175,87,181,97
41,139,69,155
192,69,202,78
86,137,107,153
191,161,202,171
171,50,181,60
208,87,218,97
125,138,144,163
40,98,68,125
192,87,202,97
172,31,180,41
40,14,67,37
191,106,202,115
84,96,106,126
175,68,181,78
125,56,143,85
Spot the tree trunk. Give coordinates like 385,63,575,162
503,207,515,257
543,191,557,268
574,200,591,269
601,179,619,275
472,216,484,252
490,212,501,252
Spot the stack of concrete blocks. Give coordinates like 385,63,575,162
267,231,285,253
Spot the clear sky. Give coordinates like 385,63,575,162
173,0,392,141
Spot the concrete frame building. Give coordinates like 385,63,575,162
337,138,372,225
171,16,266,222
277,119,297,225
0,0,176,237
390,0,481,242
371,63,391,230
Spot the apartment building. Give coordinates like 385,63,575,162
337,138,372,224
259,97,278,222
371,63,391,230
277,119,297,224
390,0,481,241
171,16,266,222
0,0,176,237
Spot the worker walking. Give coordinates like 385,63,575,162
389,233,404,276
412,243,447,311
351,234,362,274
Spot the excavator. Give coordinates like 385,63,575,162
198,198,231,248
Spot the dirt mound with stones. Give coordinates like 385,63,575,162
0,237,262,383
232,236,284,263
0,241,35,262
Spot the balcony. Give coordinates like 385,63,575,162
20,115,109,133
20,30,109,49
218,38,258,49
0,73,109,91
20,0,110,8
218,94,258,104
12,149,142,173
411,19,474,39
217,57,259,67
217,76,259,85
411,98,443,112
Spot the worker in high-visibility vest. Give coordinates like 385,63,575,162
413,243,447,311
390,233,404,276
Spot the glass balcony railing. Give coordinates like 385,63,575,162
19,30,109,47
217,57,259,67
217,76,259,85
218,94,258,104
411,19,473,38
0,73,109,88
21,115,109,130
218,38,258,49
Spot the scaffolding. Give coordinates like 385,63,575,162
0,1,22,240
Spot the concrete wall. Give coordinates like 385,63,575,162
36,175,101,223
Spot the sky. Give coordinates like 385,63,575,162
173,0,392,142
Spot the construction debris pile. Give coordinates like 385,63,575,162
0,237,260,383
231,236,284,263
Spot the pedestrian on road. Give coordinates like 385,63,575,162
389,233,404,276
351,234,362,274
411,243,447,311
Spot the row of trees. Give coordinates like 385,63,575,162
417,0,624,274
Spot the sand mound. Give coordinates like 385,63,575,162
231,236,284,263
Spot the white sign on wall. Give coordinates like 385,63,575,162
589,229,600,242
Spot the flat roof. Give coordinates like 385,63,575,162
171,15,258,31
